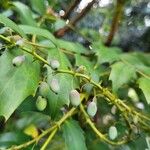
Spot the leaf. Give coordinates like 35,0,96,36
0,132,31,149
75,54,94,73
47,49,78,118
138,77,150,104
29,0,46,15
121,53,150,77
109,62,137,92
13,2,37,26
62,120,87,150
57,39,87,53
0,14,26,38
92,41,121,64
75,54,99,82
0,48,40,120
19,25,57,46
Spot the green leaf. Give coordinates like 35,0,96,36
62,120,87,150
138,77,150,104
92,41,121,64
0,14,26,38
0,49,40,120
109,62,137,91
0,132,31,149
30,0,46,15
75,54,94,73
57,39,87,53
47,49,78,118
13,2,37,26
19,25,57,46
75,54,99,82
121,53,150,77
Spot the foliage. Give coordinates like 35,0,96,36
0,0,150,150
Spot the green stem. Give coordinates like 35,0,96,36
80,104,128,145
56,69,150,123
41,128,58,150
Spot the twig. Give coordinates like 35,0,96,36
56,69,150,123
62,0,81,19
55,0,97,37
41,128,58,150
105,0,125,46
80,104,128,145
6,107,77,150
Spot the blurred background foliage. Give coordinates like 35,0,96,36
0,0,150,51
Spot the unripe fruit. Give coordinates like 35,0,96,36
76,65,86,73
36,96,47,111
128,88,139,102
108,126,118,140
50,59,60,70
87,101,97,117
69,90,80,107
39,82,49,97
50,78,60,93
12,55,25,67
0,27,13,36
15,38,24,46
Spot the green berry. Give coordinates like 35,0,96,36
12,55,25,67
108,126,118,140
76,65,86,73
16,38,24,46
50,59,60,70
69,90,80,107
0,27,13,36
128,88,139,102
36,96,47,111
87,101,97,117
50,78,60,93
39,82,49,97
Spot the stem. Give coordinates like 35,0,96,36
80,104,128,145
6,125,57,150
55,0,97,37
56,69,150,123
105,0,125,46
62,0,81,19
41,128,58,150
6,106,77,150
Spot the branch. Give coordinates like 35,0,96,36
105,0,125,46
62,0,81,19
6,107,77,150
55,0,97,37
41,128,58,150
56,69,150,124
80,104,128,145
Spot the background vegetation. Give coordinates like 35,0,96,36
0,0,150,149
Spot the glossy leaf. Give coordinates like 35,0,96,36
0,132,31,149
92,41,121,64
57,39,87,53
109,62,137,91
13,2,37,26
0,14,26,38
30,0,46,15
75,54,99,81
0,48,40,120
19,25,57,46
62,120,87,150
138,77,150,104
